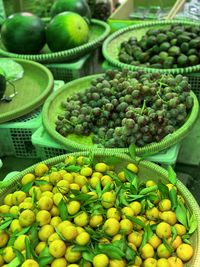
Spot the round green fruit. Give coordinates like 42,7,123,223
46,11,89,52
50,0,91,20
1,12,46,54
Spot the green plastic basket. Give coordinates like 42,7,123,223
103,20,200,75
42,74,199,156
0,151,199,267
0,19,110,63
0,80,64,158
102,60,200,101
32,126,181,164
45,53,96,82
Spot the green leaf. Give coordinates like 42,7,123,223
157,182,169,199
103,156,122,166
171,226,177,242
97,244,125,260
128,194,145,201
163,238,174,254
38,246,54,267
12,248,25,265
0,218,13,230
139,229,148,250
55,227,66,241
0,213,18,218
65,165,81,172
124,169,138,191
129,143,136,161
119,190,129,206
107,171,122,187
29,224,39,249
188,213,198,234
146,199,154,209
126,216,146,228
175,204,188,229
96,181,102,197
7,257,21,267
182,238,191,245
25,237,32,259
7,234,17,246
146,224,153,241
101,183,112,195
32,188,36,206
112,237,126,252
169,188,177,210
58,198,68,221
14,226,31,237
21,181,34,193
0,59,24,81
139,185,158,195
125,245,136,261
72,245,89,252
35,180,48,186
82,252,94,262
167,166,177,185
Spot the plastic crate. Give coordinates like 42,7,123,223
45,53,96,83
102,60,200,101
32,126,181,165
0,80,64,158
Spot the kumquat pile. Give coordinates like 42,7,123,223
0,154,197,267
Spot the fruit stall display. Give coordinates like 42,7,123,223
0,152,199,266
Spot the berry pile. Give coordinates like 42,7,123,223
118,24,200,69
55,69,193,148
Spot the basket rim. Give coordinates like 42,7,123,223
0,151,199,266
0,19,110,63
102,19,200,74
42,74,199,156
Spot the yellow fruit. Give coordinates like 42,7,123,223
168,256,183,267
141,244,155,259
134,216,146,231
76,232,90,245
50,205,59,217
128,231,142,247
134,256,142,266
176,243,193,262
103,218,120,236
21,259,39,267
51,258,67,267
0,255,4,266
58,169,67,177
101,175,113,187
60,225,77,241
65,245,81,263
93,254,109,267
80,167,93,177
158,199,171,211
167,236,182,250
19,202,33,210
127,163,138,173
119,219,133,235
57,220,72,232
146,207,159,220
129,201,142,215
81,185,89,193
102,192,116,209
50,216,62,227
49,239,66,258
35,163,49,177
174,224,186,236
12,191,26,205
13,235,27,251
67,201,81,215
161,211,177,225
38,196,53,211
118,171,126,182
38,224,54,241
106,208,121,221
3,247,15,263
90,176,100,189
63,173,74,183
156,222,171,239
29,186,41,200
69,183,80,191
65,155,76,165
0,231,9,248
76,226,85,234
9,219,22,232
121,207,134,218
95,163,108,173
40,182,53,192
157,243,171,258
146,180,156,187
112,234,123,242
0,205,9,214
74,211,89,227
157,258,170,267
109,259,125,267
74,175,87,187
9,205,19,215
89,215,103,228
67,265,79,267
128,242,137,251
87,192,98,199
35,241,46,255
91,172,103,179
49,172,62,185
166,184,177,192
21,173,35,186
3,194,13,206
48,233,60,244
19,209,35,227
56,180,70,194
143,258,157,267
36,210,51,226
53,193,63,206
148,234,162,249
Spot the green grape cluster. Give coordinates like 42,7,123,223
55,69,193,148
118,24,200,69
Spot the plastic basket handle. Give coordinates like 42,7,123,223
165,0,186,19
